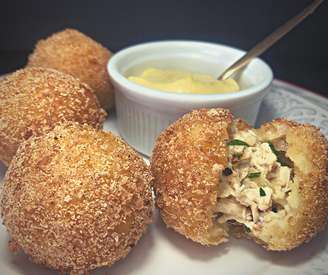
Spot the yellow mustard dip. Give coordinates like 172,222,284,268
128,68,240,94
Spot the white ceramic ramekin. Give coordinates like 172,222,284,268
108,41,273,156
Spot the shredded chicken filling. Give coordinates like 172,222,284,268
215,129,294,232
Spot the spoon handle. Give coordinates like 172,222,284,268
218,0,324,80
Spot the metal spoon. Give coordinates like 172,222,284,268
218,0,324,80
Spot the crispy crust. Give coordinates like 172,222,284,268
252,118,328,250
151,109,328,250
152,108,236,245
27,28,114,110
0,67,106,166
0,123,153,273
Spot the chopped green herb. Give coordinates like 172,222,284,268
248,172,261,179
259,187,266,197
228,139,249,147
223,167,233,176
268,142,294,168
268,142,279,157
244,225,251,233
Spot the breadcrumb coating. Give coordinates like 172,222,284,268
0,67,106,166
27,28,114,110
0,123,153,274
151,108,328,250
152,109,234,245
253,118,328,250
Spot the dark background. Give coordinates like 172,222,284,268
0,0,327,97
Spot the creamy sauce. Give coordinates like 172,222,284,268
128,68,240,94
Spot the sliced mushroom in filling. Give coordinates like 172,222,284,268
215,129,295,234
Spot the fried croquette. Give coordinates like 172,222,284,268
27,28,114,110
0,67,106,166
151,108,328,250
0,122,153,274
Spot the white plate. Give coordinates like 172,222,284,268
0,80,327,275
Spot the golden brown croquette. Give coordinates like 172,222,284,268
0,67,106,166
152,108,236,245
27,28,114,110
252,118,328,250
0,122,153,274
151,108,328,250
